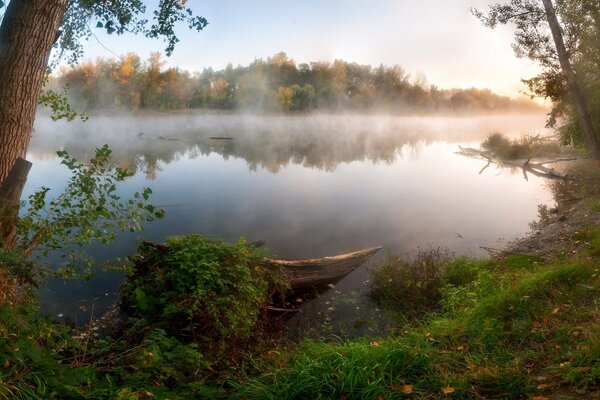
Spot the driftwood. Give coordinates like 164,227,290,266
0,157,32,248
457,146,574,181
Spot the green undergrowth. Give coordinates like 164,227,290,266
367,248,451,320
236,257,600,399
1,235,599,398
574,226,600,258
120,235,285,363
0,235,285,399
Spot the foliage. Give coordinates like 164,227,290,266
9,0,207,120
474,1,600,150
367,248,451,319
237,258,600,399
0,233,598,398
53,0,208,66
38,86,88,123
16,145,164,279
52,52,544,113
481,132,566,160
0,279,93,400
120,235,284,366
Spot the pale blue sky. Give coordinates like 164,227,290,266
79,1,541,97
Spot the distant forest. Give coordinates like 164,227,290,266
52,52,543,113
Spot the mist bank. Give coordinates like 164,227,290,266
30,113,549,177
50,52,546,115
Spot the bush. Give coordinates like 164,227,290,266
481,132,565,160
367,248,451,319
120,235,284,365
482,132,512,151
0,265,93,399
482,132,531,159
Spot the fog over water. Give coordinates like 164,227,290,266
27,112,554,322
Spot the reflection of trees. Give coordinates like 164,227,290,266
28,114,546,179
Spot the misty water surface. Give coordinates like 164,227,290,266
27,112,554,325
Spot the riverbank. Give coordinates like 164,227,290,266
234,159,600,399
2,160,599,399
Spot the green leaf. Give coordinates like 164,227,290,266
134,288,149,311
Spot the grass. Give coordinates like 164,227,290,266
1,231,599,398
589,199,600,213
235,259,600,399
0,235,286,399
481,132,567,160
573,226,600,257
367,248,451,320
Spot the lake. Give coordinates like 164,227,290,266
26,112,554,328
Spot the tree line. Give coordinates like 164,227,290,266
51,52,543,113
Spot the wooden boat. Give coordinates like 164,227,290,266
266,246,383,289
139,240,382,290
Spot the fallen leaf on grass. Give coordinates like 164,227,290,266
532,397,549,400
441,387,455,394
389,384,413,394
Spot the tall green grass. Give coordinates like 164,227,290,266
235,260,599,399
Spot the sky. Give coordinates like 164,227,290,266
79,0,542,98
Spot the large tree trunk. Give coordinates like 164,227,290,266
0,157,32,248
542,0,600,160
0,0,68,183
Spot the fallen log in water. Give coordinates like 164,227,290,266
457,146,575,180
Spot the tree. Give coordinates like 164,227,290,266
0,0,208,183
474,0,600,159
541,0,600,159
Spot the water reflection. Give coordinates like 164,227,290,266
27,113,554,324
31,113,549,176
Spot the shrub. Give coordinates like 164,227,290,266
482,132,512,151
16,145,164,280
0,268,93,399
367,248,451,319
481,132,565,160
120,235,284,366
482,132,531,159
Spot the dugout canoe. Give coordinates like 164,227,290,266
266,246,383,289
139,240,382,290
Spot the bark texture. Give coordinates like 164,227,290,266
0,157,31,248
542,0,600,160
0,0,68,182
